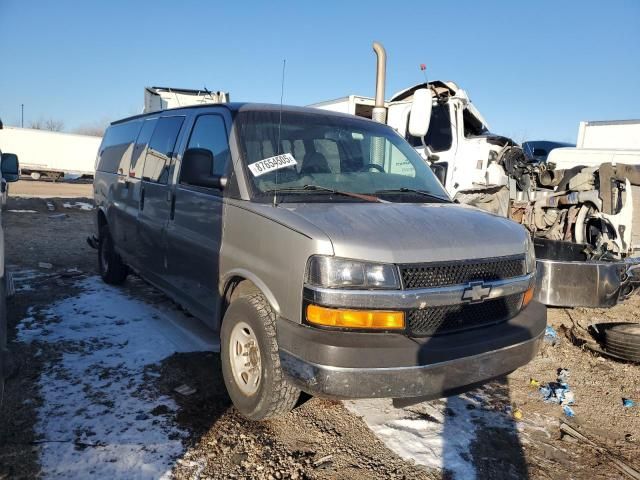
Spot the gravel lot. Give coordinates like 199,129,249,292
0,181,638,479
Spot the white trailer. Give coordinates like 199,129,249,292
577,119,640,149
0,127,102,180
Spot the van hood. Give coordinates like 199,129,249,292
281,202,529,264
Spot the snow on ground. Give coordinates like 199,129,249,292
7,209,38,213
17,276,217,479
62,201,94,211
346,390,517,479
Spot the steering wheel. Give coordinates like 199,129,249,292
360,163,385,173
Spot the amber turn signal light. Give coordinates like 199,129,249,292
523,286,535,307
306,304,405,330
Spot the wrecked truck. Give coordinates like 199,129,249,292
311,42,640,308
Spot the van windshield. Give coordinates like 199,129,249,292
235,109,450,203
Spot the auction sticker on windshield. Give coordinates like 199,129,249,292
248,153,297,177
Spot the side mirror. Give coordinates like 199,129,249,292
408,88,432,138
1,152,20,182
180,148,227,190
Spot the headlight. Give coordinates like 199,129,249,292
525,235,536,274
305,255,400,289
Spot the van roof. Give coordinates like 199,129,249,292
110,102,380,126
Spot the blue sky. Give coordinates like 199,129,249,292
0,0,638,142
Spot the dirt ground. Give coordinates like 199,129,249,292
0,180,639,479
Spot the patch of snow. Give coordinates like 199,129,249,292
62,201,94,210
8,209,38,213
17,276,218,479
346,389,516,479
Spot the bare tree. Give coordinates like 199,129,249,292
72,120,109,137
44,118,64,131
28,119,43,130
28,117,65,132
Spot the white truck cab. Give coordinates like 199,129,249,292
311,42,640,308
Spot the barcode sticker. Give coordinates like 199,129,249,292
248,153,297,177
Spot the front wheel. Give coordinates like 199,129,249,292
98,225,128,285
221,293,300,420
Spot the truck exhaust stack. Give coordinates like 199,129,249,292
372,42,387,124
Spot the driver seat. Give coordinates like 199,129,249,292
300,152,330,175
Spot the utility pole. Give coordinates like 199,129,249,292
21,104,24,127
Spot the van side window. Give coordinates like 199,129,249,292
183,114,230,178
97,121,142,174
142,116,185,184
129,118,157,178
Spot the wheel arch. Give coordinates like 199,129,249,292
221,270,281,322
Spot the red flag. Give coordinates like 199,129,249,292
420,64,426,71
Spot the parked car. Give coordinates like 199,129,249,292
0,125,21,383
91,103,546,420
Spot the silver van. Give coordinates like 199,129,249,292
92,103,546,420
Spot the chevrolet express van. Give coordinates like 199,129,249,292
92,103,546,420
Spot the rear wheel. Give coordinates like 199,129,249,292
98,225,128,285
221,293,300,420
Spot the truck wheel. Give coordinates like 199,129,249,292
605,323,640,363
221,293,300,420
98,225,128,285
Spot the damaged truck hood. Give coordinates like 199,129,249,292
282,202,529,264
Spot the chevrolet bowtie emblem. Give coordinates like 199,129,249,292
462,281,492,303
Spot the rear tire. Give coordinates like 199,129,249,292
98,225,128,285
221,293,300,420
605,323,640,363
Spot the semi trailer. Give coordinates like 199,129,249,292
0,126,101,180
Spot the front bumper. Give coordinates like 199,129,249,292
535,257,640,308
277,300,546,399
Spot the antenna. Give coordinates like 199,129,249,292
273,58,286,207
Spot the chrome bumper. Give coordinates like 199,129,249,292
535,257,640,308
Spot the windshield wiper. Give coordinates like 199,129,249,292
375,187,450,202
263,184,382,203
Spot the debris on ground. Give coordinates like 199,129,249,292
48,213,68,220
623,398,635,408
544,325,559,345
538,368,576,419
560,422,640,480
37,262,52,269
45,201,55,211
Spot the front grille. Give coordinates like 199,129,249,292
407,293,524,337
400,255,526,289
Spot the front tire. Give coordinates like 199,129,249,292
98,225,128,285
221,293,300,420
